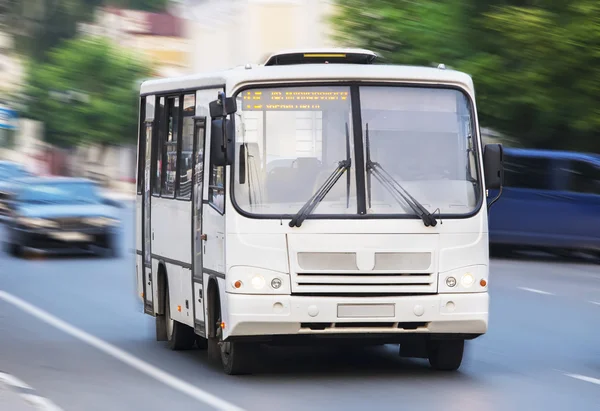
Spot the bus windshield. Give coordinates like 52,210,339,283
233,85,481,218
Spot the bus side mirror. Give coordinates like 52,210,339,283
209,96,237,118
210,118,235,166
483,143,504,190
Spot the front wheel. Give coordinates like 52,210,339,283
209,298,257,375
427,339,464,371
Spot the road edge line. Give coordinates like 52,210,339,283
0,290,246,411
0,371,64,411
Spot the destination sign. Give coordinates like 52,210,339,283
242,88,350,111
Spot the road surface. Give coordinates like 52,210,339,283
0,205,599,411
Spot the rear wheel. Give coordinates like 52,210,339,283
165,283,196,351
427,339,464,371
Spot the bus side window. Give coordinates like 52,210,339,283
136,97,145,195
161,96,180,198
565,159,600,195
176,94,196,200
209,138,225,212
152,97,165,196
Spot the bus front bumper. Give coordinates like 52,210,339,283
224,292,488,339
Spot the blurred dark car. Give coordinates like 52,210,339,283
3,177,120,257
0,161,34,220
488,148,600,258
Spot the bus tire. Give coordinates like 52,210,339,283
207,288,256,374
165,283,196,351
427,339,464,371
221,340,258,375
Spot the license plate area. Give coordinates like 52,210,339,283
337,303,395,318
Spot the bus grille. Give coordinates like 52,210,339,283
292,272,437,294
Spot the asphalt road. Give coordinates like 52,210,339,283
0,205,599,411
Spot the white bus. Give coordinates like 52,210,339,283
135,49,504,375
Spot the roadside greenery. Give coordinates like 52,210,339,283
3,0,168,62
22,37,150,146
332,0,600,152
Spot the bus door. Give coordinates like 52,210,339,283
142,96,155,315
192,117,207,334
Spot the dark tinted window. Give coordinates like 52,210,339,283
503,154,552,190
19,182,99,204
565,160,600,195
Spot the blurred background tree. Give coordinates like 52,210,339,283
332,0,600,153
2,0,167,62
22,37,151,147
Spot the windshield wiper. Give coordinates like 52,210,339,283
289,123,352,228
365,123,437,227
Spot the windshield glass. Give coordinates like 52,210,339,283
232,85,481,218
361,86,479,215
233,85,357,215
18,182,100,205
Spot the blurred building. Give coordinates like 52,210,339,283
171,0,337,73
78,7,190,77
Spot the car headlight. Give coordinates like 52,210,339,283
227,266,290,295
18,217,58,228
85,217,119,227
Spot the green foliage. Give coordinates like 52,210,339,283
332,0,600,152
104,0,169,12
4,0,168,62
22,37,151,147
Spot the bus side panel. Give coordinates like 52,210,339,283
165,263,194,327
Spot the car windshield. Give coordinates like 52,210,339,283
232,85,481,218
18,182,100,205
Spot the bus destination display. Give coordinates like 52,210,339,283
242,89,349,111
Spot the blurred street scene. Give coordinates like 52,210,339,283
1,0,599,410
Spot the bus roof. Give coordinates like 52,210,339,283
139,63,475,97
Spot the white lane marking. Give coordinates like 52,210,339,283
0,371,64,411
565,373,600,386
0,372,34,389
0,290,246,411
518,287,555,295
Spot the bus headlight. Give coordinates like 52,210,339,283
439,265,487,293
251,275,266,290
461,273,474,288
227,266,290,295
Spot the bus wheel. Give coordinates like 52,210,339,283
209,300,256,375
165,283,196,351
427,339,464,371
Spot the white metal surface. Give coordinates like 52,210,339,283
223,292,488,338
137,52,490,343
